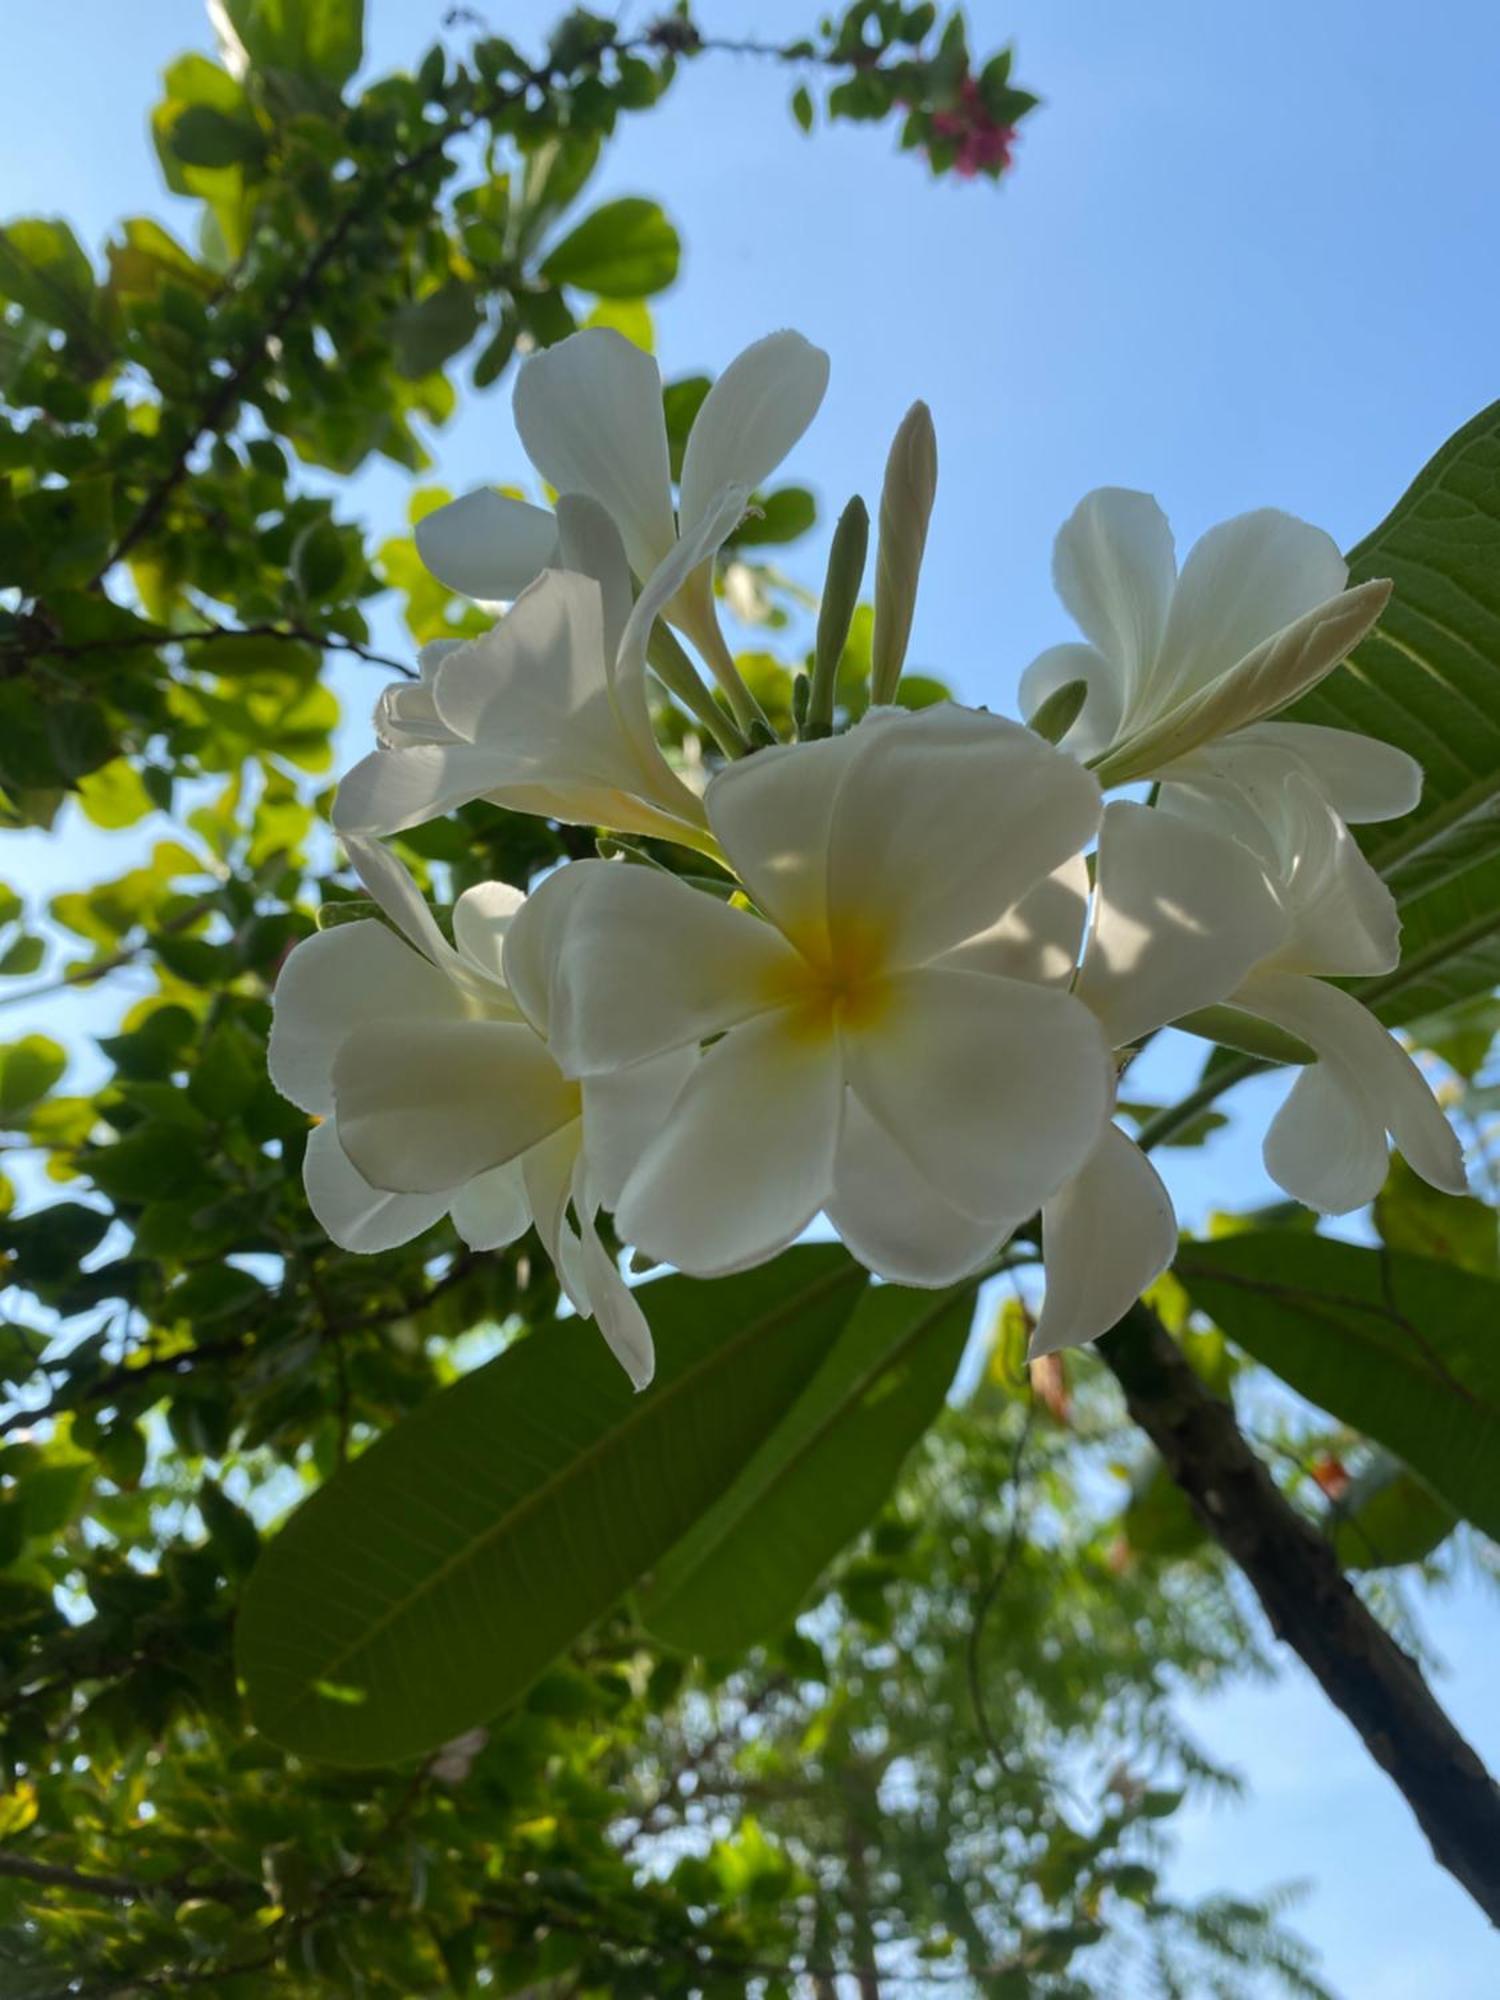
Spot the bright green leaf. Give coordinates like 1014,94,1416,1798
1176,1233,1500,1542
540,198,680,299
237,1248,867,1763
642,1281,973,1654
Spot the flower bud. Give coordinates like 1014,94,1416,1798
870,401,938,706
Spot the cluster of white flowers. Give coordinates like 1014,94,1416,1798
268,328,1466,1388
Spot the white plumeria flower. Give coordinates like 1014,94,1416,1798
414,326,829,687
859,796,1288,1359
267,836,686,1387
501,704,1117,1285
1020,487,1395,790
335,493,745,856
1155,771,1467,1214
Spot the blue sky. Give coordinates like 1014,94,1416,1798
5,2,1500,1991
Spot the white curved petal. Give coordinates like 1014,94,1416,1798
618,482,749,696
342,833,486,995
1075,800,1287,1047
1239,970,1468,1212
268,920,463,1115
1154,507,1348,706
449,1159,533,1252
302,1119,451,1252
452,880,527,986
704,728,866,957
512,328,675,579
574,1204,656,1390
935,854,1090,987
415,486,559,601
1158,773,1399,979
678,331,830,534
828,1093,1008,1287
332,742,510,837
1052,486,1175,699
375,649,463,749
826,705,1102,972
520,1122,583,1279
1031,1125,1176,1357
502,859,800,1071
1108,580,1391,783
556,492,633,662
1017,642,1124,762
333,1018,580,1195
1181,720,1423,826
616,1007,843,1277
579,1049,695,1211
842,969,1112,1224
430,568,704,841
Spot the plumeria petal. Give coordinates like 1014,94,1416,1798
1031,1125,1177,1357
1051,486,1175,695
333,741,512,838
934,854,1090,986
333,1018,580,1195
502,859,800,1072
1169,719,1422,825
1238,970,1467,1211
1018,642,1123,761
267,919,464,1116
1153,507,1349,708
452,880,527,986
1158,773,1399,979
841,968,1113,1224
825,705,1102,972
302,1118,452,1252
449,1160,533,1252
1075,800,1287,1048
574,1203,656,1390
429,566,708,844
555,492,634,668
615,1008,844,1276
341,833,507,1011
578,1050,696,1212
704,727,866,958
512,328,676,580
678,331,830,535
415,486,560,602
1097,579,1392,785
828,1093,1009,1287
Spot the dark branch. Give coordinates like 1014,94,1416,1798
1098,1301,1500,1928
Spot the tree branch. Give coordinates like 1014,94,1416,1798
6,619,414,678
1097,1301,1500,1927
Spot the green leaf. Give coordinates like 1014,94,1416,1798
1175,1233,1500,1542
166,105,264,169
791,84,815,133
237,1247,867,1763
732,487,817,549
540,198,680,299
388,282,480,379
0,219,98,342
642,1281,972,1654
1287,403,1500,1024
1374,1155,1498,1275
0,1037,67,1120
220,0,364,88
1330,1451,1458,1571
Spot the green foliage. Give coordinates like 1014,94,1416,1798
643,1276,974,1652
239,1250,866,1762
1291,402,1500,1025
1176,1233,1500,1542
